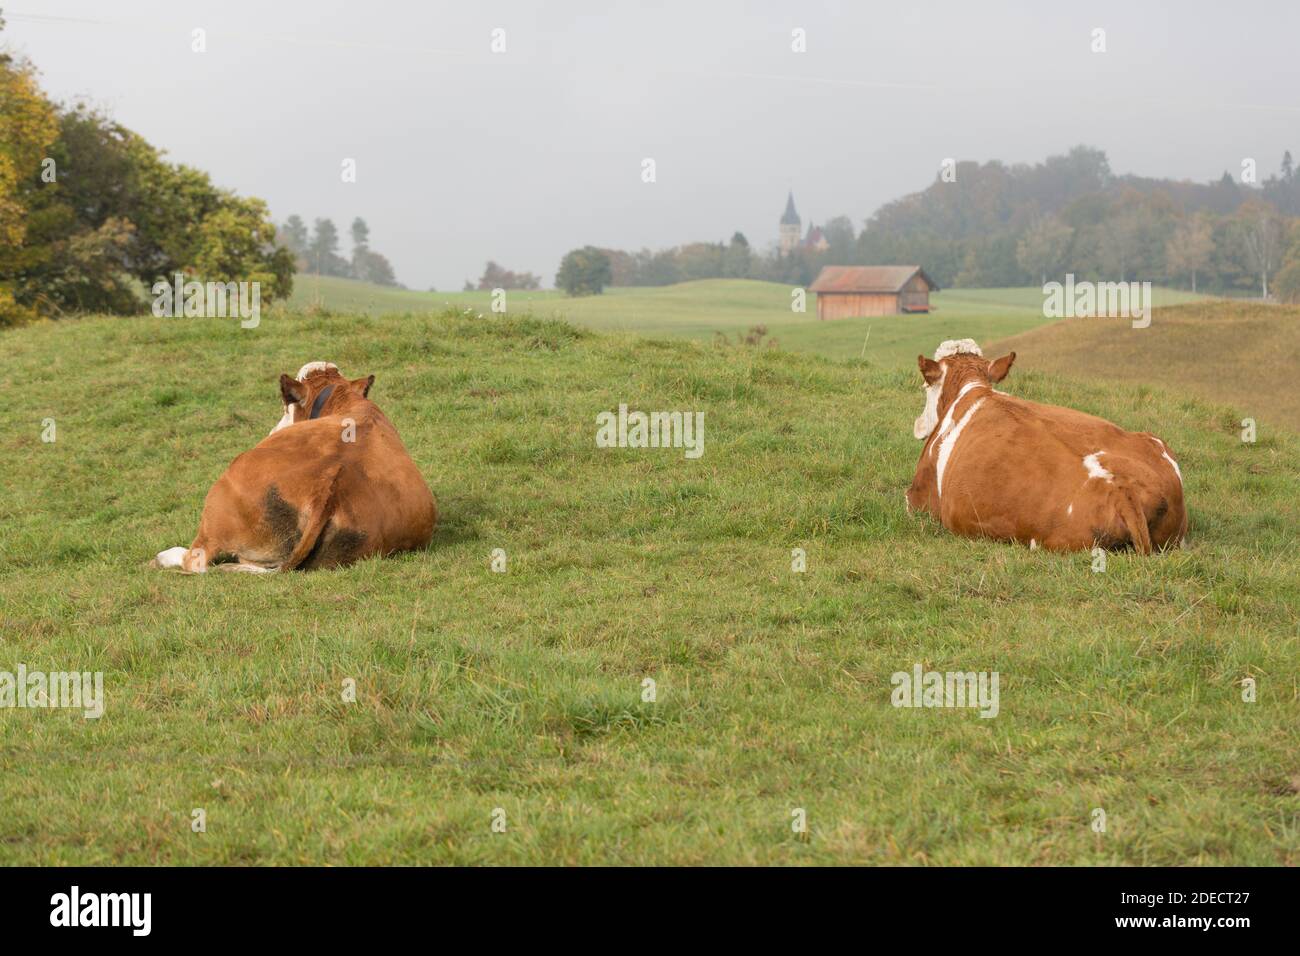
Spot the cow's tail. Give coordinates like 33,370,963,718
1113,485,1153,555
280,467,341,571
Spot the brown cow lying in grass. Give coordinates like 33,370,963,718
906,339,1186,553
154,362,436,573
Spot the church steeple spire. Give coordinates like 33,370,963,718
781,191,801,226
779,191,802,254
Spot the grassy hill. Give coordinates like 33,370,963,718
988,301,1300,432
0,307,1296,864
291,276,1205,367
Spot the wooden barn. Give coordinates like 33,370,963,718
809,266,938,320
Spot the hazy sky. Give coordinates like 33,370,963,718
7,1,1299,290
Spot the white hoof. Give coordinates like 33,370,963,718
154,546,189,569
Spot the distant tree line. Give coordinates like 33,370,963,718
584,145,1300,302
0,15,293,326
278,215,401,287
462,261,541,291
858,145,1300,299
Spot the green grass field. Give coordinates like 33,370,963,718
989,300,1300,433
1,302,1296,864
290,276,1206,367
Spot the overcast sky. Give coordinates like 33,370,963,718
6,1,1299,290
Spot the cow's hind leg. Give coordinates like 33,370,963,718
157,531,224,573
150,541,217,573
154,465,338,574
153,478,284,573
218,562,276,574
1148,495,1187,551
152,532,218,573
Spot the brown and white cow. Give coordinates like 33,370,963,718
906,339,1186,553
153,362,436,573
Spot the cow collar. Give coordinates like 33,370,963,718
308,384,335,421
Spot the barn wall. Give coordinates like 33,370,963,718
900,274,932,312
817,293,900,320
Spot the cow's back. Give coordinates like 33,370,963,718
329,409,437,555
923,392,1185,552
221,408,436,566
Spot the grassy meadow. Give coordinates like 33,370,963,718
989,300,1300,433
0,298,1296,865
291,276,1206,367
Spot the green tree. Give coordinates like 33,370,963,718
474,261,540,290
281,215,308,253
1164,215,1214,292
722,232,752,278
642,248,682,286
598,248,639,286
307,218,348,276
1015,215,1074,284
192,199,293,300
0,44,59,324
822,216,857,263
678,241,725,280
353,247,398,287
556,246,611,296
350,216,369,251
953,236,1024,287
1098,203,1146,281
1274,221,1300,304
1234,199,1284,298
0,42,295,324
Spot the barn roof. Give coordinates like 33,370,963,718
809,266,939,294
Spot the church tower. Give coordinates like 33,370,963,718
779,191,801,255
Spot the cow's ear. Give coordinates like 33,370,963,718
280,374,307,406
918,355,943,385
988,352,1016,383
351,374,374,398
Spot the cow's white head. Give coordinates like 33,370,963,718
913,341,979,439
912,340,1015,439
270,361,338,434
